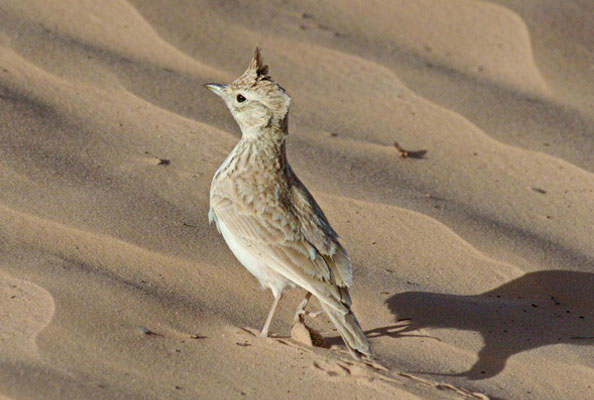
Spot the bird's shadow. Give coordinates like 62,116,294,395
368,270,594,380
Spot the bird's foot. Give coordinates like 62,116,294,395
307,310,323,318
259,330,269,338
293,307,323,324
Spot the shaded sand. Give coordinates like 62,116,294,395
0,0,593,399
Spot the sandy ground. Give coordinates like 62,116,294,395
0,1,593,399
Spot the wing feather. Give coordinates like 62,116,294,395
212,202,334,283
288,172,353,288
210,164,353,308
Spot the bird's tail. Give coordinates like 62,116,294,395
319,300,371,359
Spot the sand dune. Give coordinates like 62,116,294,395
0,0,592,399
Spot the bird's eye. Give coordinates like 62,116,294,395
236,94,246,103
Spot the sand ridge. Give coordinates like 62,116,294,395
0,273,55,360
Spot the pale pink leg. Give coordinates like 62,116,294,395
260,293,282,337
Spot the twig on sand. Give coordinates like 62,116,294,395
394,142,427,159
137,325,163,336
190,334,208,339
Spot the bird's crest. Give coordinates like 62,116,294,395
249,47,269,79
233,47,271,89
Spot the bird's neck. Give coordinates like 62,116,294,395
241,111,288,152
234,123,289,176
240,111,288,139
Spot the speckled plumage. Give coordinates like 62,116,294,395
205,48,370,359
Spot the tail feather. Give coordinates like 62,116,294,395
319,301,371,359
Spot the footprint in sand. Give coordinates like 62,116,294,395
0,272,55,360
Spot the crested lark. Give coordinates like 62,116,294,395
205,48,371,359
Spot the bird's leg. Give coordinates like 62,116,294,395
293,292,313,323
260,293,282,338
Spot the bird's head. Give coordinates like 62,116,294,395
205,48,291,138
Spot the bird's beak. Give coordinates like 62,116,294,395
204,83,227,97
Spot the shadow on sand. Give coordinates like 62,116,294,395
368,270,594,379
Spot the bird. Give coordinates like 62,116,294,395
205,47,371,359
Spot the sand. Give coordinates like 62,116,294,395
0,1,592,399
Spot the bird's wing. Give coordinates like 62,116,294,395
288,171,353,289
211,185,352,310
211,192,329,279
